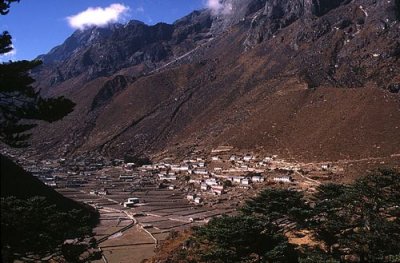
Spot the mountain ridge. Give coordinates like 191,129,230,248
30,0,400,164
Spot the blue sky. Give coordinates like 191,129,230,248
0,0,206,61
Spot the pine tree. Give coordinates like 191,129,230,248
0,0,75,147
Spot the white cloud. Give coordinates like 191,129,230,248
67,3,129,30
207,0,223,10
206,0,232,15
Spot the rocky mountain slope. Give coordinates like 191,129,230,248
31,0,400,162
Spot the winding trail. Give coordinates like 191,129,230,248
148,37,215,75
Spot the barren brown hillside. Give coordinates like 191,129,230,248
30,0,400,165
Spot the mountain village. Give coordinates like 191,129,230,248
1,145,346,261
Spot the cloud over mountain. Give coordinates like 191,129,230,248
67,3,129,30
206,0,232,15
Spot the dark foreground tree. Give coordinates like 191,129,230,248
193,215,298,263
241,188,312,228
1,196,93,259
1,153,99,262
0,0,19,15
310,169,400,262
0,0,75,147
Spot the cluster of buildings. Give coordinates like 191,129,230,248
124,153,309,205
2,145,338,209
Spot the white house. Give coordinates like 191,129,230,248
124,202,135,208
205,178,218,186
157,164,167,169
241,178,251,185
232,176,244,184
179,165,190,171
251,176,264,183
98,190,109,195
124,197,140,207
243,155,253,162
194,169,208,175
170,165,181,171
201,183,209,191
187,194,197,201
189,179,202,184
128,197,140,204
258,161,266,167
321,164,330,170
211,185,225,195
212,156,221,161
159,174,177,181
45,181,57,187
263,157,273,162
273,176,293,183
194,197,203,204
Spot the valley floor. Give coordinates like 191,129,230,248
4,146,399,262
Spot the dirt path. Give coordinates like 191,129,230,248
295,171,321,186
149,37,215,74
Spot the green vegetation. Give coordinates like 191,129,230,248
175,169,400,262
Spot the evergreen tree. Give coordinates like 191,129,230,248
193,215,298,263
0,0,75,147
0,0,19,15
310,169,400,262
241,188,312,228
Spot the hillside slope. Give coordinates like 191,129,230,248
31,0,400,162
0,154,96,213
